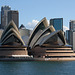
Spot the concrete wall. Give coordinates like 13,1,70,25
0,47,28,56
29,46,73,58
19,28,31,36
73,32,75,50
19,28,32,46
0,50,27,56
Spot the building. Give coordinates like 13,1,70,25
68,31,75,50
50,18,63,31
19,24,32,46
8,10,19,28
69,20,75,32
73,32,75,50
66,30,72,45
0,21,28,58
28,17,75,61
1,6,19,29
28,17,65,49
66,20,75,48
28,17,49,48
1,20,24,45
1,6,11,29
19,24,26,29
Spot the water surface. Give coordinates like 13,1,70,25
0,61,75,75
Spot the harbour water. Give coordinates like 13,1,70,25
0,61,75,75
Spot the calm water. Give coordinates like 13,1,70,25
0,61,75,75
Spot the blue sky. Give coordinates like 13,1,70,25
0,0,75,31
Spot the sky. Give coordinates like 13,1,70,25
0,0,75,31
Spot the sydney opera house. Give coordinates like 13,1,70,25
28,17,75,61
0,17,75,61
0,21,28,59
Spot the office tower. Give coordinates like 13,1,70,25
66,30,72,45
1,6,11,29
72,32,75,50
8,10,19,28
50,18,63,31
68,20,75,49
69,20,75,32
66,31,75,50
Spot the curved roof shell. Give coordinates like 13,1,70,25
1,20,19,39
28,17,49,47
27,17,66,49
35,30,66,46
1,33,24,45
30,25,55,48
1,21,25,45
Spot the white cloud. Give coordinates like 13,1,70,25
27,20,39,30
26,19,69,32
63,26,69,31
26,19,50,30
47,20,49,25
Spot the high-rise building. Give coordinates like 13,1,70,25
66,20,75,49
67,20,75,49
72,32,75,50
1,6,11,29
50,18,63,31
66,31,75,50
8,10,19,28
69,20,75,32
66,30,72,45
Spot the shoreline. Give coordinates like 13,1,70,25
0,57,75,61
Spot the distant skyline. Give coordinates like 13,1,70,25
0,0,75,31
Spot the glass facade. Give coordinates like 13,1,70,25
50,18,63,31
1,6,11,29
69,20,75,31
66,30,72,45
1,6,11,16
